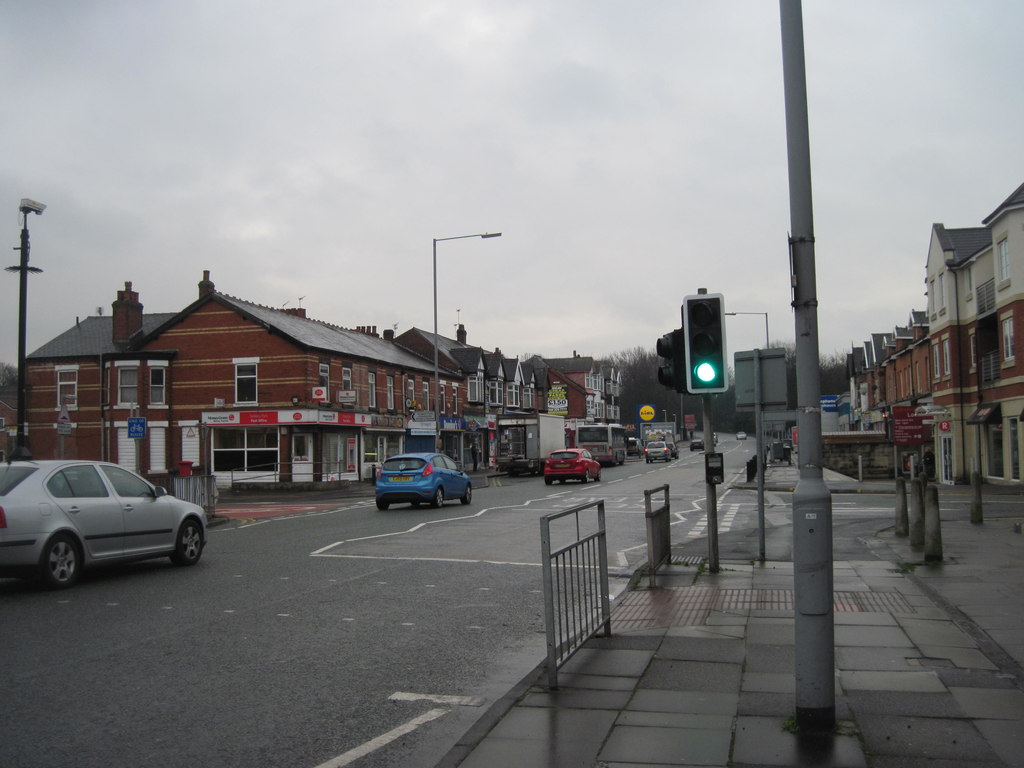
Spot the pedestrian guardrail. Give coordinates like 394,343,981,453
540,500,611,689
644,484,671,587
170,474,218,517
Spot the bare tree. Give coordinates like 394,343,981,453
0,362,16,387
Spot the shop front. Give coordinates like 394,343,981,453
201,408,405,485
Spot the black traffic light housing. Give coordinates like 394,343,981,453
656,328,686,393
683,293,727,393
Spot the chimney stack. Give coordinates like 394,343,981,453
456,323,467,344
384,328,395,341
112,281,144,345
199,270,215,297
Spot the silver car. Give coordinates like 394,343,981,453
0,460,206,589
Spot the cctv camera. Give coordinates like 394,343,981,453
19,198,46,215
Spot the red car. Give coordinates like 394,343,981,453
543,449,602,485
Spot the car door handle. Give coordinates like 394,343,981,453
122,504,134,512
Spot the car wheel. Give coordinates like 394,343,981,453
170,518,204,566
580,470,589,484
544,477,553,485
431,486,445,508
376,499,390,510
460,483,472,505
595,468,602,481
39,533,81,590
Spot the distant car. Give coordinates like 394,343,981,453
375,452,472,510
544,448,602,484
626,437,641,457
0,460,206,590
736,431,747,440
690,438,705,451
645,440,672,463
666,441,679,458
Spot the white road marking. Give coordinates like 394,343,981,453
389,691,486,707
311,708,449,768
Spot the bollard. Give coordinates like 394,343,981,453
970,471,984,524
895,478,908,537
909,476,925,551
924,483,943,562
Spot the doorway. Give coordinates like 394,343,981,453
940,435,954,485
292,433,314,481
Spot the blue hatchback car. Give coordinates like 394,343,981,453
375,452,473,510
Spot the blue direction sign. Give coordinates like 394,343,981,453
127,416,147,440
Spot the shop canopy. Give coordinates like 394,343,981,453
966,403,1001,425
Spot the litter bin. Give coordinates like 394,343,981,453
178,460,194,477
746,456,758,482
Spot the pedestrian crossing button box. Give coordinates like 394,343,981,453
705,452,724,485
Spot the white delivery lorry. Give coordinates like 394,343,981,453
495,413,566,476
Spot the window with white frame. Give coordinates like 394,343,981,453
235,362,258,404
943,337,951,376
487,380,503,405
1003,316,1015,361
928,279,935,314
386,375,395,410
440,382,447,411
367,372,377,408
468,373,482,402
937,272,945,310
932,344,940,379
423,381,430,411
970,333,977,368
118,367,138,405
523,385,534,410
998,238,1010,281
451,383,459,413
56,368,77,407
319,362,330,388
342,365,352,391
150,367,165,405
406,375,415,406
507,381,520,408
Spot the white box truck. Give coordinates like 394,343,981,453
495,413,566,476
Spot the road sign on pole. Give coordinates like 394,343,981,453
127,416,147,440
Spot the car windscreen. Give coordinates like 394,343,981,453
0,465,37,496
382,457,426,472
548,451,578,460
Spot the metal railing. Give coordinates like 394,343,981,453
644,484,671,587
540,500,611,689
170,474,218,517
976,278,996,317
980,350,1001,384
227,460,350,486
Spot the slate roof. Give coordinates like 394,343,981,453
982,180,1024,226
542,356,595,373
207,295,437,372
450,346,485,374
934,224,991,266
28,314,177,359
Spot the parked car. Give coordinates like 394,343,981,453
544,449,602,485
689,438,705,451
644,440,673,463
666,441,679,458
375,452,472,510
736,431,747,440
0,460,206,590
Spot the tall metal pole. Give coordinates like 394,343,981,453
703,394,719,573
9,208,43,461
754,349,766,562
780,0,835,731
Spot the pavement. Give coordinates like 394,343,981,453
434,463,1024,768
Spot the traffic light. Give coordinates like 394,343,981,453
683,293,727,393
656,328,686,393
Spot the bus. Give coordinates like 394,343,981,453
575,423,627,466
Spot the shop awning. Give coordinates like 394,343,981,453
966,402,1001,425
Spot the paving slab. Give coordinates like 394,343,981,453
599,723,732,766
732,716,867,768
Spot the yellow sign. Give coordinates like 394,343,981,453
639,405,656,422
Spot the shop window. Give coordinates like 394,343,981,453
988,423,1005,478
212,427,278,472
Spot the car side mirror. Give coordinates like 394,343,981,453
154,486,168,498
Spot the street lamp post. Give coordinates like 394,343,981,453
726,311,770,348
6,199,46,461
433,232,501,451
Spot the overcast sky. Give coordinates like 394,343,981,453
3,1,1021,371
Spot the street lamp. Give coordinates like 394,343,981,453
726,311,770,348
6,199,46,461
433,232,501,450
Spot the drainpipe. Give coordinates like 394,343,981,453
950,266,968,483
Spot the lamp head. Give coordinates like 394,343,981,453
20,198,46,215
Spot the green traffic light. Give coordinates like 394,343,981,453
695,361,717,383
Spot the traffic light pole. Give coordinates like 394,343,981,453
781,0,835,731
703,394,719,574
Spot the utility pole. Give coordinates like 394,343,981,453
780,0,835,731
